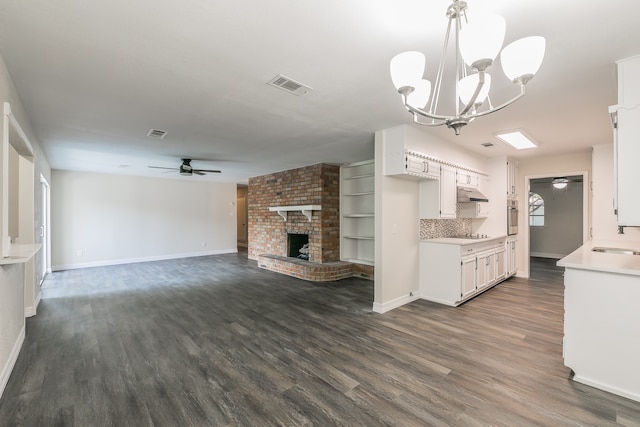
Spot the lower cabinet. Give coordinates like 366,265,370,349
506,236,518,277
420,237,509,306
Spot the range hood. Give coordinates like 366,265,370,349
457,186,489,203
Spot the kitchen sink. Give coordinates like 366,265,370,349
592,247,640,255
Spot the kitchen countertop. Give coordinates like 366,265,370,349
420,235,508,245
0,243,42,265
557,240,640,276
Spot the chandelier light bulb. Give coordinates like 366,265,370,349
500,36,546,83
459,12,506,70
390,51,425,91
407,79,432,108
458,73,491,107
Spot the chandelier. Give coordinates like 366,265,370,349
389,0,546,135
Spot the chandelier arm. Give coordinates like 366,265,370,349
459,71,487,116
413,114,447,127
403,95,458,121
429,15,455,115
471,84,526,118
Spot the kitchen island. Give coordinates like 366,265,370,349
558,240,640,403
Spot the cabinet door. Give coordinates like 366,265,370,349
507,161,517,198
405,154,425,175
495,248,506,281
616,105,640,226
440,166,457,218
461,256,477,299
476,253,488,290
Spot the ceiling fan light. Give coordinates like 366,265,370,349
458,73,491,106
407,79,432,108
390,51,426,91
500,36,546,82
552,177,568,189
459,12,506,69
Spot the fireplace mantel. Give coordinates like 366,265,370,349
268,205,321,221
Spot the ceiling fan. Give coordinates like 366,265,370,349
148,158,221,176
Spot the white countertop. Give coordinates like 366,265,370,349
0,243,42,265
421,235,508,246
557,240,640,276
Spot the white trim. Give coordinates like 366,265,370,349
0,325,25,400
268,205,321,222
51,249,238,272
572,374,640,404
372,292,420,313
25,290,41,318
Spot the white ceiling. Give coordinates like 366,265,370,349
0,0,639,183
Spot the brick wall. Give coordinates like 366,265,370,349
248,163,340,263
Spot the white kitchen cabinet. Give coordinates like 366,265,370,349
507,159,518,199
419,237,509,306
617,54,640,107
611,103,640,226
495,247,506,281
506,236,517,277
385,150,441,181
340,160,374,265
461,255,477,299
456,170,479,188
419,165,457,219
477,250,496,290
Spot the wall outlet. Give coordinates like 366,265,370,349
77,249,83,257
201,241,207,248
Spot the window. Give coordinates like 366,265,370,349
529,192,544,226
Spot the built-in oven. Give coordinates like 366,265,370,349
507,199,518,235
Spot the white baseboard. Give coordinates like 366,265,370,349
51,249,238,272
0,325,25,400
572,374,640,403
372,292,420,314
25,290,41,318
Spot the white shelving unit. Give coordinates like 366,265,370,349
340,160,374,265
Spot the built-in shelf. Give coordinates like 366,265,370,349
268,205,321,222
340,159,375,266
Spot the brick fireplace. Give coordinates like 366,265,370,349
248,163,356,281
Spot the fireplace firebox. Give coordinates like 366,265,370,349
288,233,309,260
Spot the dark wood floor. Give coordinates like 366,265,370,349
1,253,639,426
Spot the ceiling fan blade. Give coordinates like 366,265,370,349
193,169,222,173
148,166,179,170
193,170,206,176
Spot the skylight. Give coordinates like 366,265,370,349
496,131,537,150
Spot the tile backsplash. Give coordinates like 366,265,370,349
420,218,472,240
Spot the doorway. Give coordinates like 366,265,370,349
524,172,589,279
236,185,248,249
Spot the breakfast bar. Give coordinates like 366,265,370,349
558,240,640,403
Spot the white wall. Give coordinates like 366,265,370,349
374,125,488,313
592,144,640,241
0,53,51,400
530,180,584,258
51,171,237,270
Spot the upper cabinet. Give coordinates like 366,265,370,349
386,150,440,181
506,159,518,199
611,55,640,227
420,165,457,219
456,170,479,188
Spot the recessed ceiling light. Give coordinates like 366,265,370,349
495,130,537,150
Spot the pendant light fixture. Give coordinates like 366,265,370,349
389,0,546,135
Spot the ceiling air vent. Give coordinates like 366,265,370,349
267,74,312,96
147,129,167,139
481,142,494,148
